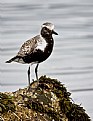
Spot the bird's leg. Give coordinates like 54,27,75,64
27,63,39,93
35,63,39,86
28,65,30,86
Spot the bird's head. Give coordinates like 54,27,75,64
41,22,58,38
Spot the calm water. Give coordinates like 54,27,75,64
1,0,93,119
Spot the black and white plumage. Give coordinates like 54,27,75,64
6,22,58,86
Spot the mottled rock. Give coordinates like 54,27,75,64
0,76,91,121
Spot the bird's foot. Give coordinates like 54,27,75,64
32,79,34,82
27,79,40,94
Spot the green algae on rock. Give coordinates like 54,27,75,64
0,93,15,113
0,76,91,121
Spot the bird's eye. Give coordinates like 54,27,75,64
44,27,48,30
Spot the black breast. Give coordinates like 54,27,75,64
23,37,54,64
22,26,54,64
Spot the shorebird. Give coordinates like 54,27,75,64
6,22,58,86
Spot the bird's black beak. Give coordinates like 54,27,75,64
52,30,58,35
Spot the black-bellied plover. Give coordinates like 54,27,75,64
6,22,58,86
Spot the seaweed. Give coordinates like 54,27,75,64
0,93,15,113
0,76,91,121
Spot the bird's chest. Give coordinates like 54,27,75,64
33,37,54,62
36,39,47,52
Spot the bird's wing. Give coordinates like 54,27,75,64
17,35,40,57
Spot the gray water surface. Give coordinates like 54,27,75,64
0,0,93,119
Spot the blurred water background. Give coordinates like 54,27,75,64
0,0,93,119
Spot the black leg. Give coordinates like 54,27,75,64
28,65,30,86
35,63,39,84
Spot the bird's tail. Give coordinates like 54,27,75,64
5,56,18,63
6,56,25,64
